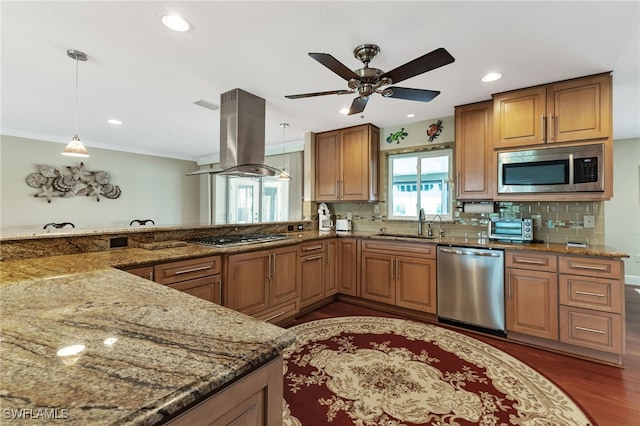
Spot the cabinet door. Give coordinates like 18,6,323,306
270,246,299,306
325,239,338,297
315,131,340,201
506,268,558,340
493,86,547,148
122,265,154,281
547,73,611,143
337,238,359,296
455,101,494,199
169,275,221,304
361,252,395,304
341,125,370,201
299,252,325,309
226,250,270,315
395,257,437,314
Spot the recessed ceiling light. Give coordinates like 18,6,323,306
407,113,416,118
107,119,122,125
339,108,350,115
482,72,502,82
161,14,190,32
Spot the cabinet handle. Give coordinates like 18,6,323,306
456,172,460,197
304,255,323,261
575,326,606,334
339,180,343,199
541,114,547,142
302,245,323,252
267,253,272,279
263,311,286,323
515,258,546,265
571,263,608,272
575,290,605,298
174,265,211,275
327,244,331,265
549,114,555,141
507,271,512,299
272,253,277,279
149,271,154,281
217,279,222,304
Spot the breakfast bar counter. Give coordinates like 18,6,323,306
0,267,295,425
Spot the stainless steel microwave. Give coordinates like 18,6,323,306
497,144,604,194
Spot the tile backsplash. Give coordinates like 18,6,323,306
323,201,604,246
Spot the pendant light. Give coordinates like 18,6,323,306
62,49,90,157
278,123,291,180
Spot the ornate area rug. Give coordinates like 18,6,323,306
282,316,594,426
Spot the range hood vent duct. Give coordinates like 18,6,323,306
188,88,286,178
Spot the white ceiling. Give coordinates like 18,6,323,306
2,1,639,162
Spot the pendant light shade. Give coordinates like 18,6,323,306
63,49,89,158
278,123,291,180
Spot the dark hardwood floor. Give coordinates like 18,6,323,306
290,285,640,426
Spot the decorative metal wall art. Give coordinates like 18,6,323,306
26,162,121,203
386,128,408,144
426,119,443,142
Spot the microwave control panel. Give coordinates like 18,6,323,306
574,156,599,183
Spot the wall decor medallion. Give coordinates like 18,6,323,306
386,128,408,144
26,162,122,203
426,119,443,142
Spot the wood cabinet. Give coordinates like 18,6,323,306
122,256,222,304
325,239,337,297
315,123,379,202
493,73,611,149
166,355,283,426
361,240,437,314
505,251,558,341
225,246,299,325
454,100,494,200
299,241,327,309
337,238,360,296
559,255,625,355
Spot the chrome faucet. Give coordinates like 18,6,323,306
418,208,425,235
429,214,444,237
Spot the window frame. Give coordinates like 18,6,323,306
386,148,453,221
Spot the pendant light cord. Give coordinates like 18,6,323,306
74,57,79,135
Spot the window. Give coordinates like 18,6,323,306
226,176,290,223
387,149,452,220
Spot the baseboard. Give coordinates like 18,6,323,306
625,275,640,286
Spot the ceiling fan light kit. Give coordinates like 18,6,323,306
286,44,454,115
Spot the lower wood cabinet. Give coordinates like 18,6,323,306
121,256,222,304
337,238,360,296
505,251,559,341
166,355,283,426
299,239,337,310
225,246,299,324
361,240,437,314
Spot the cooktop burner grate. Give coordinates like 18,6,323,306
190,233,290,247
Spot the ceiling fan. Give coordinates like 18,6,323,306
285,44,455,115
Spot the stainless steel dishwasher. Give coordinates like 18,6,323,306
437,246,505,336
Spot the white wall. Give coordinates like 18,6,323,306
605,138,640,284
0,135,201,233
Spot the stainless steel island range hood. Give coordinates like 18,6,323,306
188,88,287,178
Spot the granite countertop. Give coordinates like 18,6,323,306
0,268,296,425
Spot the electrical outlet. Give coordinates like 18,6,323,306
346,211,352,220
373,204,380,214
532,214,542,227
635,254,640,263
583,215,595,229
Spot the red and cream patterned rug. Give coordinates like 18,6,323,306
282,316,594,426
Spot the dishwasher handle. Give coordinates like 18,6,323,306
439,247,502,257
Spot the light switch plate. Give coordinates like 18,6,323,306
532,214,542,227
583,215,595,229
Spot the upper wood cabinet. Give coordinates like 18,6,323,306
454,100,494,200
315,124,379,202
493,73,611,149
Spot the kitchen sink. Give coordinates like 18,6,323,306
372,233,439,240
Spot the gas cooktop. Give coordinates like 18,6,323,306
190,233,291,248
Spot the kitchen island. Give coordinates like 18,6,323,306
0,266,295,425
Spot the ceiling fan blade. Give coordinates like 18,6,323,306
309,53,360,81
381,48,455,84
285,89,353,99
385,87,441,102
348,97,368,115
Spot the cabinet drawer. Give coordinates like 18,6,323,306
506,251,557,272
254,300,299,325
154,256,222,285
122,265,154,281
362,240,436,258
559,274,622,313
559,256,622,279
168,275,221,304
559,306,623,353
299,241,325,255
